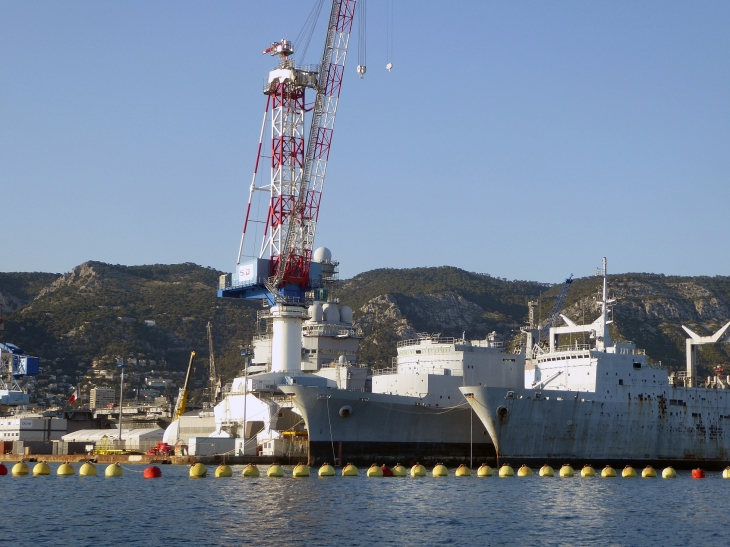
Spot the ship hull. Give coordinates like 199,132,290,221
461,385,730,469
281,385,495,466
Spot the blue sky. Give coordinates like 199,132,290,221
1,1,728,282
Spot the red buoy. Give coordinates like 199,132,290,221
692,468,705,479
0,463,7,476
381,465,393,477
144,465,162,479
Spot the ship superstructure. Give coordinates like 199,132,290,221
281,332,524,466
461,258,730,468
165,248,367,456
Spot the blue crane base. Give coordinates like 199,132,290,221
217,283,308,306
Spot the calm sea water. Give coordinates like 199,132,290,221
3,463,730,546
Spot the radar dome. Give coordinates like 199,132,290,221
339,306,353,324
322,302,340,323
308,303,323,322
313,247,332,263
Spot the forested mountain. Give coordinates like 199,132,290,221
1,262,729,387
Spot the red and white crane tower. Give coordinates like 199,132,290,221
219,0,357,373
222,0,356,303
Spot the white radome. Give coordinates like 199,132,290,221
312,247,332,263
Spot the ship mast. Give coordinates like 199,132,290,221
595,257,614,351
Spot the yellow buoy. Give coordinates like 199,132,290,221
723,467,730,479
432,464,448,477
581,465,596,478
601,465,617,478
663,466,677,479
455,464,471,477
517,465,533,477
266,463,284,478
57,462,75,476
33,462,51,476
105,463,123,477
292,463,310,477
214,464,232,478
367,464,384,477
559,464,574,478
11,461,29,476
642,466,657,478
318,463,335,477
392,464,408,477
410,463,427,477
539,465,554,477
241,464,261,477
622,465,637,478
477,464,493,477
189,463,207,478
79,462,97,476
498,464,514,477
342,463,359,476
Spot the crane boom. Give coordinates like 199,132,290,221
270,0,356,293
173,351,196,421
539,275,574,338
206,321,221,406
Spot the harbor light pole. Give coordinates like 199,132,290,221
241,348,250,451
118,362,124,447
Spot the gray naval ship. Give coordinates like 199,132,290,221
281,332,524,466
461,258,730,469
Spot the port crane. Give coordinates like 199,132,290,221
173,351,196,421
206,321,221,406
217,1,357,374
220,0,356,305
0,312,40,406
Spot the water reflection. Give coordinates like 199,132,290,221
1,464,730,546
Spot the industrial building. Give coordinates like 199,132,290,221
90,387,116,409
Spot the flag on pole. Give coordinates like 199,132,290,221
69,387,79,404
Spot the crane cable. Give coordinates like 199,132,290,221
294,0,326,64
386,0,394,71
357,0,367,78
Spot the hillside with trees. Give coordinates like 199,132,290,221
2,262,729,401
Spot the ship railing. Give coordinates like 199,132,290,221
302,324,364,338
372,365,463,377
398,337,459,347
319,362,367,369
372,366,398,376
221,276,270,290
398,336,504,349
553,343,592,353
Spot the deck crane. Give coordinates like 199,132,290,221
523,275,573,358
217,1,357,374
539,275,574,339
